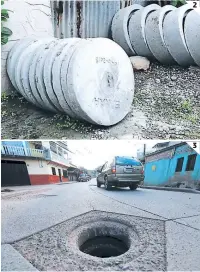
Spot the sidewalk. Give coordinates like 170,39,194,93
1,182,77,200
141,185,200,194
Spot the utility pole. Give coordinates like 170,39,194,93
143,144,146,161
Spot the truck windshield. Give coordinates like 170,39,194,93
115,157,142,166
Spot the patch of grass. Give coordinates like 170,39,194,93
179,100,193,114
54,114,94,133
1,91,9,102
185,114,199,124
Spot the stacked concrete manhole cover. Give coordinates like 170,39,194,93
7,37,134,126
13,211,166,271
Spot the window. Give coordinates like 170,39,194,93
115,156,142,166
175,157,184,172
63,170,68,178
52,167,56,175
58,147,63,156
49,141,57,154
186,154,197,171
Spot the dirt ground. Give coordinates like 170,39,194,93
2,63,200,140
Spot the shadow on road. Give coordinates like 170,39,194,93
96,186,149,195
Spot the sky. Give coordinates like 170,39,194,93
67,140,158,169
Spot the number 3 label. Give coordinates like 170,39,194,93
187,142,200,154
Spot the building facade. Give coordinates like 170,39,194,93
1,141,78,186
144,142,200,189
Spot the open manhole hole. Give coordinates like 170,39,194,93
80,236,129,258
76,221,131,259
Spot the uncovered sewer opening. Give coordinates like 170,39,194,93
78,224,130,258
80,236,129,258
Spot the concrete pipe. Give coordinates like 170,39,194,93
7,38,135,126
145,5,177,64
128,4,161,59
184,9,200,67
163,4,195,66
111,4,143,56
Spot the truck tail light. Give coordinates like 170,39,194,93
141,168,144,174
112,167,116,173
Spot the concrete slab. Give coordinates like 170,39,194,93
18,39,46,107
28,39,57,112
166,221,200,271
43,39,69,112
52,38,82,118
174,215,200,230
1,244,38,271
35,39,60,112
7,38,36,92
66,38,135,126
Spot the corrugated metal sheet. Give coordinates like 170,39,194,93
51,0,148,39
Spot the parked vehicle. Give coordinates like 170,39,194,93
86,175,91,181
97,156,144,190
78,173,89,182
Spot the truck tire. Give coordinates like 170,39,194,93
129,184,138,190
105,177,111,191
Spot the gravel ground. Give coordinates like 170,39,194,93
2,63,200,139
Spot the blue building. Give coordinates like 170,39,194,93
144,142,200,189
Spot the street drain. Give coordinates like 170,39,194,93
80,236,129,258
76,222,131,259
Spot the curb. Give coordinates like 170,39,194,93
140,186,200,194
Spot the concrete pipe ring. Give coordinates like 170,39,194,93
184,9,200,67
145,5,177,64
66,220,147,265
111,4,143,56
7,38,37,92
52,38,83,118
28,39,57,111
128,4,161,59
66,38,135,126
163,4,195,66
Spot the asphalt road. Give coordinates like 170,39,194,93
1,179,200,271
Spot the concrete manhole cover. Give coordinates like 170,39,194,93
13,211,166,271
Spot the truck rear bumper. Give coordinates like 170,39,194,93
107,175,144,186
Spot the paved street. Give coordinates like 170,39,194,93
1,179,200,271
